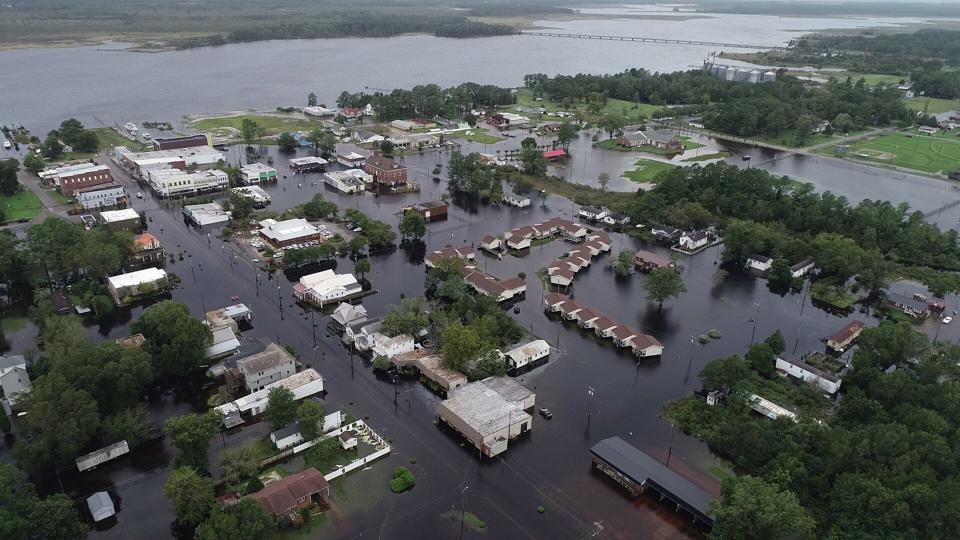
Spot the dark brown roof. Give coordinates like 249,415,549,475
632,334,662,350
365,155,405,172
338,431,357,442
544,292,568,306
252,468,328,516
827,320,865,344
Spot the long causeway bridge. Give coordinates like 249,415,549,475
519,31,788,51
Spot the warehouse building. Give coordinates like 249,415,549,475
437,376,535,457
258,218,321,248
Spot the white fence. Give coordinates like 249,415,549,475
287,419,391,481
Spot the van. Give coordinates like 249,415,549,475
2,141,10,149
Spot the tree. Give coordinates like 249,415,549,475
276,132,297,152
642,267,686,310
219,446,260,484
297,400,325,441
31,494,88,540
399,211,427,240
512,178,533,196
57,119,84,143
42,134,63,159
813,232,864,281
240,119,261,147
710,475,815,540
0,463,87,540
768,257,792,288
519,145,547,176
23,153,44,175
132,301,213,381
164,466,215,526
13,373,101,474
265,387,297,429
598,115,625,139
47,340,153,416
597,172,610,192
307,92,318,107
379,140,395,157
468,348,507,379
165,411,222,472
347,235,368,257
195,499,274,540
612,249,635,277
794,114,817,146
227,191,256,221
102,405,154,449
556,121,577,151
764,330,786,355
355,257,371,283
72,130,99,153
441,323,484,372
0,159,19,196
745,343,775,376
832,113,855,134
382,297,428,337
390,466,416,493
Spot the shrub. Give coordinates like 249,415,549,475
246,476,264,494
537,505,545,514
390,466,416,493
707,329,722,339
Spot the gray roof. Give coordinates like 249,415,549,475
238,343,295,376
271,421,301,441
480,376,533,403
86,491,115,521
591,437,714,525
885,291,929,312
790,258,815,271
747,253,772,263
0,355,26,372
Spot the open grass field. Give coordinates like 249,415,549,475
0,190,43,222
788,71,904,86
595,136,702,156
512,88,666,123
451,130,503,144
91,127,148,151
751,130,836,149
820,132,960,174
192,113,324,136
622,159,675,183
905,97,960,115
683,150,733,162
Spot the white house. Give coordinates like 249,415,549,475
324,169,372,193
371,333,415,359
205,326,241,359
336,151,367,168
678,230,710,251
602,212,631,227
0,355,31,414
594,317,620,339
106,267,169,304
504,195,531,208
578,206,609,221
504,340,550,371
237,343,296,392
543,292,568,312
776,353,842,394
480,235,502,252
631,334,664,358
294,270,362,306
353,130,384,144
339,430,359,450
331,303,367,329
215,369,324,425
576,309,601,328
745,254,773,272
611,326,639,348
549,268,575,288
790,258,816,278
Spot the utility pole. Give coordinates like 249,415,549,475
459,486,470,540
749,302,760,346
311,310,317,347
277,283,284,321
665,423,676,466
586,386,595,428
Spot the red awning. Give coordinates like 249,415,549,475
542,149,567,158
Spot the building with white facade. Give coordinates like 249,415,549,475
240,163,278,184
145,167,229,197
106,267,168,304
504,340,550,371
371,334,415,359
0,355,31,414
258,218,321,248
238,343,297,392
75,183,127,210
216,369,324,427
324,169,371,193
117,146,224,176
437,377,536,457
293,270,362,306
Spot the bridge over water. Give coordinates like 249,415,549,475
518,31,788,51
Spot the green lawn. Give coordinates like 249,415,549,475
595,137,698,156
451,130,503,144
192,113,324,136
46,189,73,205
905,97,959,115
513,88,666,123
0,317,27,333
682,150,733,162
622,159,676,183
819,132,960,174
751,130,836,149
91,127,148,151
0,190,43,222
788,71,904,86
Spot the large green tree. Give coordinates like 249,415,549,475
164,411,222,472
398,210,427,240
642,267,687,310
441,323,484,372
132,301,213,380
163,466,215,526
195,498,274,540
218,446,260,485
0,463,87,540
710,475,816,540
0,158,19,196
297,400,325,441
265,387,297,429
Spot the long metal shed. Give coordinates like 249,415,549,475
590,436,715,528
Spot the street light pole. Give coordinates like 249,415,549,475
459,486,470,540
277,283,284,321
586,386,595,429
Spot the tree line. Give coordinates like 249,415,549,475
336,82,515,123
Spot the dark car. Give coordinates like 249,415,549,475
538,408,553,419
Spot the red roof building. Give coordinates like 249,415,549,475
542,149,567,159
250,468,330,517
826,320,865,352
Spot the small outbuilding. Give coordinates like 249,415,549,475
87,491,116,522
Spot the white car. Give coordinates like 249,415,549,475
943,317,953,325
3,141,10,149
136,192,143,198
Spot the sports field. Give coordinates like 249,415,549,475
822,132,960,174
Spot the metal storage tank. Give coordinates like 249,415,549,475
762,71,777,83
725,68,738,81
748,69,761,84
716,66,728,80
735,69,750,82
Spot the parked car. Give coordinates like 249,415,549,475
538,408,553,419
943,316,953,325
136,192,143,198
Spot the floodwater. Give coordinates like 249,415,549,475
0,9,944,134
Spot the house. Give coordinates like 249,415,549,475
437,376,535,457
330,303,367,331
87,492,116,523
776,352,843,394
790,258,816,278
240,163,278,185
602,212,631,228
324,169,371,193
616,130,686,152
651,224,681,241
352,130,384,144
558,300,584,321
336,151,367,168
205,303,252,333
576,308,601,328
338,431,358,450
152,134,208,151
884,292,931,319
748,393,798,422
678,230,711,251
270,422,303,450
205,326,241,360
549,267,576,289
302,106,334,117
504,340,550,371
55,164,114,197
579,206,609,221
504,195,531,208
611,326,639,348
258,218,321,248
593,317,620,339
293,270,362,306
216,369,324,424
543,292,568,312
363,155,408,186
406,201,448,222
106,267,168,304
237,343,296,392
390,119,416,131
424,244,475,268
745,254,773,273
289,156,328,174
75,183,127,210
343,318,381,349
75,440,130,472
634,250,674,272
130,232,165,267
0,355,31,413
463,270,525,302
250,467,330,517
631,334,664,358
416,354,468,395
99,208,141,232
371,333,415,359
480,235,502,252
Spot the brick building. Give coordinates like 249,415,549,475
363,155,408,186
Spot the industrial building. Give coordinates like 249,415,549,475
324,169,371,193
437,376,535,457
703,61,776,84
258,218,321,248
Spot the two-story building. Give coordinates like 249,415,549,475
237,343,297,392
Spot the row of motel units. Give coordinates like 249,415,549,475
240,163,278,184
144,167,229,198
115,145,224,177
324,169,372,193
293,270,361,306
503,217,600,250
215,368,324,428
437,376,536,457
547,231,614,289
463,269,526,303
258,218,321,248
289,156,329,174
44,163,114,197
106,267,169,304
424,244,475,269
75,183,127,210
544,293,664,358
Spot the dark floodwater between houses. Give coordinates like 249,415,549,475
4,139,960,540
